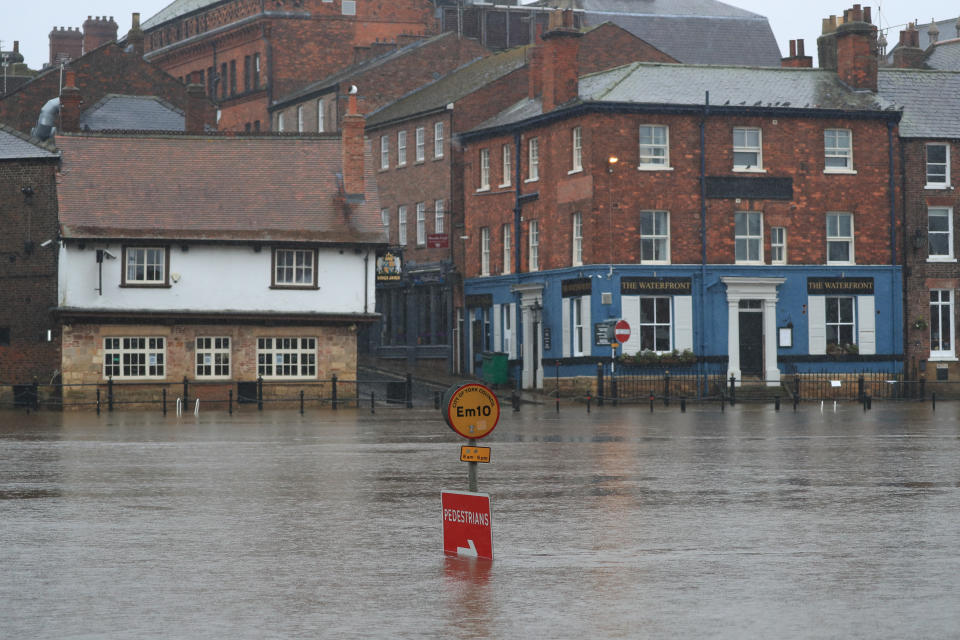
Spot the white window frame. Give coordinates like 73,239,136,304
380,208,390,243
434,121,444,159
640,210,670,264
257,337,317,379
103,337,166,379
434,199,444,234
638,124,670,169
277,112,285,132
930,289,955,359
196,336,231,378
415,126,425,162
572,212,583,266
928,207,954,261
771,227,787,264
570,126,582,173
734,211,763,264
500,144,512,187
273,248,315,287
480,227,491,276
527,137,539,182
397,130,407,166
826,212,854,265
639,297,672,353
398,206,407,246
926,143,950,188
573,297,585,356
478,148,490,191
380,135,389,170
824,128,853,173
416,202,426,246
825,296,855,347
297,105,304,132
317,99,324,132
124,246,167,285
502,223,511,275
733,127,763,172
528,219,539,271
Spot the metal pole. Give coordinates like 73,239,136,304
332,374,338,410
468,437,478,492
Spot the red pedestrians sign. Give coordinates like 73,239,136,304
614,319,631,343
441,490,493,559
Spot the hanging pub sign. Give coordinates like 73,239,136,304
376,250,402,282
561,277,592,298
621,277,692,295
807,277,874,295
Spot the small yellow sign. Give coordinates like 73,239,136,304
445,383,501,440
460,446,492,463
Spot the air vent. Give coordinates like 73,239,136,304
601,292,612,305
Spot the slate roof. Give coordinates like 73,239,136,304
531,0,782,66
887,18,960,64
365,45,530,128
878,68,960,139
0,124,59,160
79,95,185,132
143,0,223,31
472,62,894,132
55,134,385,244
925,39,960,70
271,32,476,109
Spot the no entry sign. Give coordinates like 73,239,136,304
614,319,631,343
441,490,493,559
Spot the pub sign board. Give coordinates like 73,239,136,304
561,277,592,298
807,277,874,295
376,251,402,282
621,277,692,295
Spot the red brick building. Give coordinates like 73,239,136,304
458,6,903,390
140,0,438,131
363,19,677,370
0,125,61,403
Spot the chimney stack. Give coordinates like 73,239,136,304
59,70,83,132
341,85,366,197
831,5,878,92
782,39,813,68
185,71,214,133
892,23,925,68
126,13,144,56
49,26,83,66
540,9,582,112
82,15,118,54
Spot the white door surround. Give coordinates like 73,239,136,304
720,277,785,386
512,283,544,389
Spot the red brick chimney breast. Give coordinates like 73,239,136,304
540,10,582,113
341,86,365,196
834,5,877,91
59,70,82,133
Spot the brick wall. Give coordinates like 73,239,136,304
0,43,214,135
0,158,61,385
462,110,897,277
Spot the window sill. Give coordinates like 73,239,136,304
434,155,444,161
927,257,958,263
269,285,319,290
476,186,491,193
415,160,425,165
924,184,952,190
396,164,407,169
825,262,856,267
568,168,583,175
525,178,539,184
928,355,958,362
638,165,673,172
498,183,512,189
640,260,671,265
120,283,171,289
732,167,766,174
824,168,857,175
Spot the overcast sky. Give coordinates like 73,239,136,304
2,1,957,72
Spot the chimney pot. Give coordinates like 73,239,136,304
13,41,19,53
798,39,805,56
790,40,797,57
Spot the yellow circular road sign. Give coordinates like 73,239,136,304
444,383,500,440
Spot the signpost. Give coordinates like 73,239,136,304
441,490,493,559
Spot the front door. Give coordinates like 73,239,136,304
739,301,763,377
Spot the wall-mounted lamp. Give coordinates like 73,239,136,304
913,228,927,251
607,155,619,174
21,186,34,201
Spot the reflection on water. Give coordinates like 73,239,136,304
1,403,959,638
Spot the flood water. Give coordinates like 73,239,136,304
2,401,959,639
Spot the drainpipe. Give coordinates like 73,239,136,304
698,94,709,396
889,119,901,362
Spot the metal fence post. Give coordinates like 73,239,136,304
229,389,233,415
32,377,40,410
405,373,412,409
257,375,263,411
300,389,305,415
96,388,101,415
163,388,167,416
858,375,864,404
108,376,114,412
664,372,671,407
332,374,338,410
596,362,604,406
729,374,736,406
183,376,189,409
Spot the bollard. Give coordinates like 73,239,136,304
680,397,686,413
96,388,101,415
556,395,559,413
858,375,864,404
405,373,413,409
793,395,798,412
728,374,736,406
932,392,936,411
774,396,780,411
32,378,39,411
108,376,114,412
331,374,338,410
511,390,520,412
611,379,618,407
371,391,375,414
596,363,604,407
183,376,189,410
300,389,304,415
228,389,233,415
257,375,263,411
866,395,872,410
664,372,671,407
586,395,591,413
720,391,725,412
649,393,654,413
163,388,167,416
434,391,441,410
